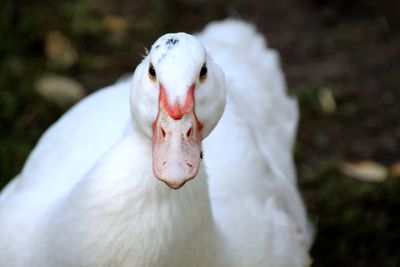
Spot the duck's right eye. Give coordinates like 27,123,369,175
199,64,207,83
149,64,156,81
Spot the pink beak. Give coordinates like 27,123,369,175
152,84,203,189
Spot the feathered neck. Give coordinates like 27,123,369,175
55,120,218,267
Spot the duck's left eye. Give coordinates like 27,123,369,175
149,64,157,82
199,64,207,83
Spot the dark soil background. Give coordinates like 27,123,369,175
1,0,399,266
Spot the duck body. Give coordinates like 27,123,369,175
0,87,221,267
0,20,311,267
199,22,312,266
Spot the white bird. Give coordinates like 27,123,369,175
0,20,312,267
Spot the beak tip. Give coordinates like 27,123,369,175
153,161,199,189
159,177,188,190
154,170,197,190
166,181,185,190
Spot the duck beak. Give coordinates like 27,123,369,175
151,84,202,189
152,108,202,189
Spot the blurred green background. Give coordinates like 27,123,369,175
1,0,399,266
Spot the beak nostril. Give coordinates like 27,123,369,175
161,127,166,138
186,162,193,167
186,127,193,138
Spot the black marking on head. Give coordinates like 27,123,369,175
165,38,179,48
155,44,160,49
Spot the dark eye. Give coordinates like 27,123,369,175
149,63,156,81
199,64,207,82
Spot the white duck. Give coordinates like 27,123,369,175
0,20,312,267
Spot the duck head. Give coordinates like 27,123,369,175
130,33,226,189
